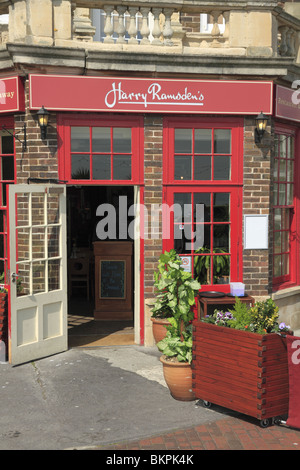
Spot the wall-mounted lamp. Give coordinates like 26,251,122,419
255,111,268,144
37,106,50,140
1,125,27,152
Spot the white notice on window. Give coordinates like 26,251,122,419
180,256,192,272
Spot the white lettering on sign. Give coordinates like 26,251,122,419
291,339,300,365
104,81,205,109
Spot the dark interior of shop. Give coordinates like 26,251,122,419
66,186,135,347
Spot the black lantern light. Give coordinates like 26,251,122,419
255,111,268,144
37,106,50,140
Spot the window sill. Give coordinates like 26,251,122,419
272,285,300,301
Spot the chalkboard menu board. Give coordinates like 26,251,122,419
100,260,126,299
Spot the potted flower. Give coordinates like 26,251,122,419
151,249,200,344
193,297,292,427
151,250,200,401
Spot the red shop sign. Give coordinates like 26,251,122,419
29,74,272,115
0,76,25,113
275,85,300,123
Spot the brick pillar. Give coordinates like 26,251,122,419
143,115,163,345
14,79,58,184
243,117,273,299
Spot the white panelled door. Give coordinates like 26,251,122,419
9,185,67,365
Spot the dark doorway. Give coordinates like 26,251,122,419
66,185,134,347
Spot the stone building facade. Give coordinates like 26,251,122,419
0,0,299,363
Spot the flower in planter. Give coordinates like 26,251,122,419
202,297,291,335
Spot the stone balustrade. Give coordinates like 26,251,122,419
277,10,300,60
0,0,299,61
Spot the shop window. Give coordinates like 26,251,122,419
58,115,143,185
0,125,15,284
163,118,243,291
273,127,298,289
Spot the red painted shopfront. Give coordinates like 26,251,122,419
3,73,300,364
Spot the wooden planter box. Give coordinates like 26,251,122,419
192,322,289,426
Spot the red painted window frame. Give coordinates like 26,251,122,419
0,116,15,284
57,113,144,185
272,123,300,292
162,116,243,293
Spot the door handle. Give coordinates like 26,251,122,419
11,273,19,283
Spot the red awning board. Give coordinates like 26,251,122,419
29,74,273,115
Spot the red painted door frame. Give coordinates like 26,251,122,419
57,113,145,344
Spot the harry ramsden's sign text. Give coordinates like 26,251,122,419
104,81,205,109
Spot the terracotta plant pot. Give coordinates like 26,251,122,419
151,317,171,344
160,355,195,401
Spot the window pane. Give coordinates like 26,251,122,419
279,135,286,158
48,259,60,291
282,254,289,276
194,129,212,153
194,225,211,251
214,129,231,154
113,155,131,180
174,224,191,254
282,208,290,230
273,183,278,206
213,254,230,284
92,128,110,152
214,193,230,222
282,230,289,253
1,135,13,154
174,155,192,180
175,129,192,153
279,159,286,181
213,225,229,251
92,154,110,180
32,227,46,259
287,136,294,158
32,261,45,294
287,160,294,182
194,193,211,222
194,255,210,285
113,128,131,153
194,155,211,180
278,184,285,205
214,155,230,180
71,155,90,179
274,230,281,253
274,255,281,277
71,127,90,152
274,208,281,231
2,156,14,180
174,193,191,222
194,224,211,251
287,184,293,205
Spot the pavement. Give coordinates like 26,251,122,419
0,344,300,451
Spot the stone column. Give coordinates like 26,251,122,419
73,7,96,41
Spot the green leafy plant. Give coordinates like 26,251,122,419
194,247,230,284
156,318,193,364
0,272,7,293
151,249,200,324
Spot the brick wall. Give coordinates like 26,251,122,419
14,79,58,184
242,117,273,298
143,115,163,299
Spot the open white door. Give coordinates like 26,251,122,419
8,184,67,365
